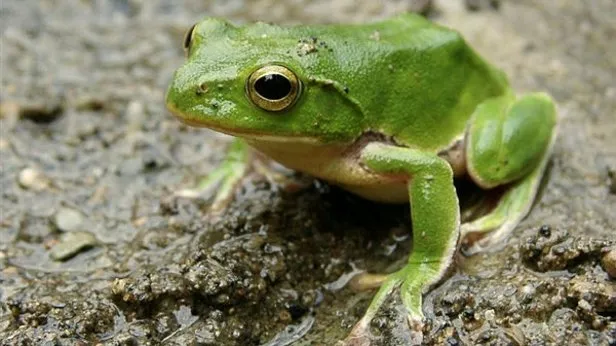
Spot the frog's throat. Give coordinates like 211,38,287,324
169,111,323,145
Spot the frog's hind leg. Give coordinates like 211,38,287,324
343,143,460,344
461,152,551,254
462,92,558,255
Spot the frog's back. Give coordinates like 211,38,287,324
348,14,510,151
243,13,509,151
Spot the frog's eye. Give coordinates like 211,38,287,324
246,65,301,112
183,23,197,56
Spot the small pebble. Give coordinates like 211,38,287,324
49,231,97,261
0,138,9,150
607,168,616,195
18,167,50,191
539,225,551,237
125,100,145,132
601,248,616,279
578,299,593,313
409,0,433,14
446,337,460,346
0,101,19,121
465,0,500,11
54,207,85,232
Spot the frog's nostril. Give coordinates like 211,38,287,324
196,83,209,95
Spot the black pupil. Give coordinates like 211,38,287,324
254,74,292,100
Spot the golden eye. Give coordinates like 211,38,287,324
183,23,197,56
246,65,301,112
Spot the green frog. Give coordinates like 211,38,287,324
166,13,557,343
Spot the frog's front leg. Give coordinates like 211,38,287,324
462,92,557,254
344,143,460,344
175,138,307,211
175,138,250,211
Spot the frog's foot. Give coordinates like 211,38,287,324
175,138,250,212
174,139,312,212
462,92,558,255
342,267,437,346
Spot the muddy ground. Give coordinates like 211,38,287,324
1,0,615,345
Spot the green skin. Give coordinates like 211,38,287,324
166,13,557,342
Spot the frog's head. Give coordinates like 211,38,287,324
165,18,363,144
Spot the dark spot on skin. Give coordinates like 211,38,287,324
343,86,349,93
296,37,320,56
210,100,219,109
539,225,551,237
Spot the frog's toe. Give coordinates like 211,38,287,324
338,323,378,346
341,274,402,344
342,318,424,346
343,268,429,345
349,272,389,292
406,316,426,345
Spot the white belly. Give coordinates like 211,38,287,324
246,138,410,203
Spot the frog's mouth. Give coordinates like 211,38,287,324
168,107,323,145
